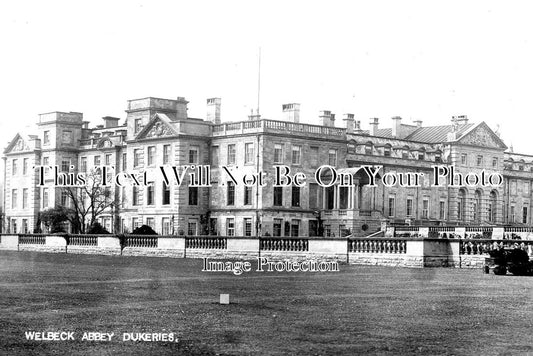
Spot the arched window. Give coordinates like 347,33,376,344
474,189,483,222
488,190,497,223
458,189,467,221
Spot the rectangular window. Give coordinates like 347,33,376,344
23,158,28,175
492,157,498,167
132,217,139,230
461,154,467,165
291,220,300,237
273,219,282,237
147,146,156,166
339,187,348,209
189,146,199,164
388,197,395,217
406,198,413,217
134,149,141,167
310,147,319,167
11,219,17,234
211,146,219,166
422,198,429,219
227,144,236,165
162,184,170,205
209,218,218,236
23,188,28,209
274,144,283,164
81,157,87,172
244,218,252,237
42,188,48,208
62,130,72,144
292,145,301,165
439,201,446,220
273,187,283,206
61,159,70,172
328,149,337,166
244,143,254,164
477,155,483,166
511,205,516,223
132,186,139,206
146,217,155,229
325,225,331,237
44,131,50,145
163,145,171,164
188,220,197,236
292,187,300,207
94,155,101,166
22,219,28,234
12,189,17,208
105,154,111,166
326,186,334,210
12,159,17,175
61,190,69,207
146,185,154,205
227,182,235,205
244,186,252,205
226,218,235,236
418,152,425,160
43,156,49,166
162,218,170,235
523,206,528,224
134,119,142,134
189,187,198,205
525,182,530,196
309,183,319,209
122,153,127,171
309,220,318,237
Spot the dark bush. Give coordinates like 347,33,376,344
87,222,110,234
132,225,158,235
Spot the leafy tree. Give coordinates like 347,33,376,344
61,169,119,234
39,207,69,233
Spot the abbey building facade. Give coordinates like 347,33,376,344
2,96,530,236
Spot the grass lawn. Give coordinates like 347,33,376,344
1,251,533,355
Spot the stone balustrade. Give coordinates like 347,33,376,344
1,233,532,269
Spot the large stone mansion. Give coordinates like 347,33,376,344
3,96,532,236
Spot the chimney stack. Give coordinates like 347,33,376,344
103,116,120,128
343,113,355,133
319,110,333,127
391,116,402,138
282,103,300,123
354,120,362,133
452,115,468,125
206,98,221,124
413,119,423,128
369,118,379,136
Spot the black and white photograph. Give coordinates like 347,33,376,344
1,1,533,355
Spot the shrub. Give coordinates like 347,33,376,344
87,222,110,234
132,225,158,235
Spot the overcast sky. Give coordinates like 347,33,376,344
1,1,532,153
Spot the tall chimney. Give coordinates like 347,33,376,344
330,113,336,127
413,119,423,128
452,115,468,126
207,98,221,124
175,97,189,120
319,110,332,127
391,116,402,138
354,120,363,133
343,113,355,133
369,118,379,136
282,103,300,123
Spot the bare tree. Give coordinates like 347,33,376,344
61,169,119,234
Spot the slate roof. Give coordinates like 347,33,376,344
362,123,476,143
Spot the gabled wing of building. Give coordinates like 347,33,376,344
134,113,179,140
